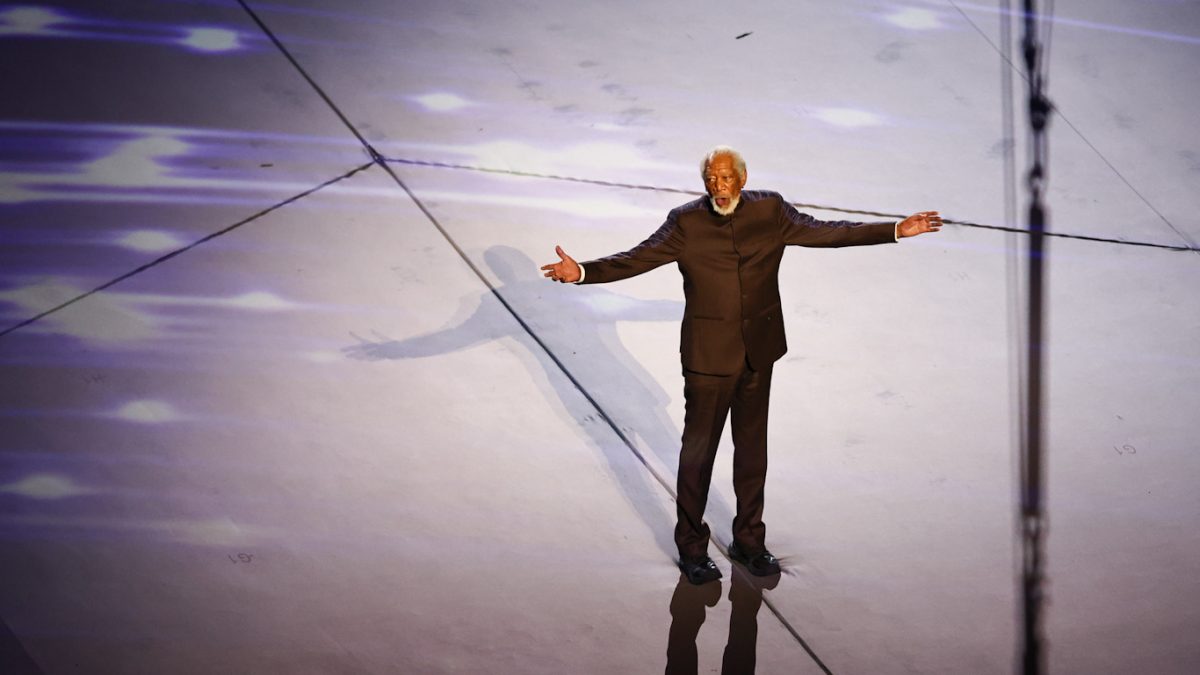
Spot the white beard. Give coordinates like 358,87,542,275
710,195,740,216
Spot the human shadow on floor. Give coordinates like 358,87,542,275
666,566,780,675
343,245,737,558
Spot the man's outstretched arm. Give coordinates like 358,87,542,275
778,192,944,246
540,210,685,285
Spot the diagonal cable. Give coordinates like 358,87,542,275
0,161,375,340
384,157,1198,253
948,0,1199,256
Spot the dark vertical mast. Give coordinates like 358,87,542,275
1020,2,1051,673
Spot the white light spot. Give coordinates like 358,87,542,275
885,8,943,30
114,400,181,423
414,93,472,112
225,291,294,310
0,6,67,34
85,136,191,186
812,107,887,128
116,230,186,252
0,473,92,499
179,27,240,52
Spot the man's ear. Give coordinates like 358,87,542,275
739,170,748,189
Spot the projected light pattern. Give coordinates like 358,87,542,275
0,120,362,149
883,7,945,30
0,125,386,336
178,26,240,53
0,126,320,204
810,107,888,128
112,399,183,423
115,230,188,253
0,5,69,35
413,92,473,112
0,4,252,54
0,279,301,343
0,514,260,546
0,1,1195,673
0,472,94,499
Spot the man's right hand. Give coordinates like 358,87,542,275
540,245,581,283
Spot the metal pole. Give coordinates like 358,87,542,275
1019,2,1051,673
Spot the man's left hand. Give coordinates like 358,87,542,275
897,211,944,238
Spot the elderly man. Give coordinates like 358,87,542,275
542,146,941,584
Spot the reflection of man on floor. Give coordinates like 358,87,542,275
542,146,942,584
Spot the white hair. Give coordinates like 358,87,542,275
700,145,747,181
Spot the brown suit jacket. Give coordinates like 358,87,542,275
580,190,896,375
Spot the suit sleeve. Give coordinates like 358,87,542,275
579,211,685,284
778,198,897,248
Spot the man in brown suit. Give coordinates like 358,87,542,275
542,147,942,584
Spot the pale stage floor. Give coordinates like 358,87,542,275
1,1,1198,673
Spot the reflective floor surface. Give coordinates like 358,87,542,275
2,1,1198,673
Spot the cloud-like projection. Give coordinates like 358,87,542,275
4,514,259,546
0,280,301,344
127,289,298,311
0,133,193,204
811,107,888,129
83,135,191,186
0,473,93,499
178,27,240,53
225,291,295,311
0,6,69,36
884,8,944,31
113,399,182,423
1,7,249,54
413,92,472,112
115,229,188,252
0,128,317,204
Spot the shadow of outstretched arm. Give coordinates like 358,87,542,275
342,295,497,361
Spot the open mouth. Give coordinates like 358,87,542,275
714,196,730,207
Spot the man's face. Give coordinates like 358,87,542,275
704,153,745,212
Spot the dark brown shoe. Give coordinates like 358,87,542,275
679,555,722,585
728,542,780,576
